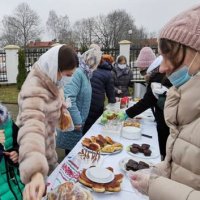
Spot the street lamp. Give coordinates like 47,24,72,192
128,29,133,41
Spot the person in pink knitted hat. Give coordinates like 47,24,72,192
129,4,200,200
135,47,156,77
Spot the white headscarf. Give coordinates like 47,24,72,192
36,44,64,83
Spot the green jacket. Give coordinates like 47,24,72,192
0,118,24,200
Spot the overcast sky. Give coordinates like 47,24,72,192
0,0,199,40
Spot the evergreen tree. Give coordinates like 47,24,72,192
17,49,27,90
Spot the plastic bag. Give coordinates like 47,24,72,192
58,109,74,132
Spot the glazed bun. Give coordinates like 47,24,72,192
88,143,101,151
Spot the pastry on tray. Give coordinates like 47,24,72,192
47,181,93,200
82,135,123,154
79,167,123,193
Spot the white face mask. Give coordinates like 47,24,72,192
118,64,126,69
62,76,72,85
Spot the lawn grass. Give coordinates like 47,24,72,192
0,84,19,103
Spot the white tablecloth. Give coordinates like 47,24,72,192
47,109,161,200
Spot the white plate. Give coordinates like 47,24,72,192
86,167,114,183
83,146,123,155
126,145,159,159
119,157,152,173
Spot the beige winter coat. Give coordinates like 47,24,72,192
148,74,200,200
16,66,63,184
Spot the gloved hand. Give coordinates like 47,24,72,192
128,171,150,195
117,111,129,121
117,89,122,94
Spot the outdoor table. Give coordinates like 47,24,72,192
47,107,161,200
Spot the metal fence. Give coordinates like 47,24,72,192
0,50,7,82
23,45,158,82
25,49,48,72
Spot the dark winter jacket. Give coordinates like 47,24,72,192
111,63,133,97
126,72,172,157
83,62,116,134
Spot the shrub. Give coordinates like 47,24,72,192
16,49,27,90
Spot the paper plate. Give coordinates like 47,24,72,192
126,145,159,159
86,167,114,183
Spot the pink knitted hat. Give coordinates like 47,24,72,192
135,47,156,68
159,4,200,51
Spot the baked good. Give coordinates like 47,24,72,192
125,159,150,171
96,139,104,147
88,143,101,152
114,174,124,183
47,181,93,200
104,181,121,192
79,169,93,188
79,168,123,193
92,183,105,193
130,147,139,154
130,143,151,156
126,159,139,171
97,134,107,145
141,143,150,150
138,161,149,168
101,145,115,153
132,143,141,149
143,149,152,156
82,138,92,148
59,112,72,130
105,136,114,145
90,136,97,143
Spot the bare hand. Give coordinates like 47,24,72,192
0,130,5,145
23,172,45,200
4,151,18,163
129,171,150,195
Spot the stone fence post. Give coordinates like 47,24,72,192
4,45,20,84
119,40,131,66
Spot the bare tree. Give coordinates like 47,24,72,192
0,2,41,47
46,10,59,40
72,17,95,51
92,10,145,49
46,10,71,43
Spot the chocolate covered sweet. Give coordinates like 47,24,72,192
130,147,139,154
141,144,150,150
130,143,152,156
125,159,150,171
143,149,152,156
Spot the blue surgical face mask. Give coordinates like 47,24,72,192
168,52,199,88
168,66,191,88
